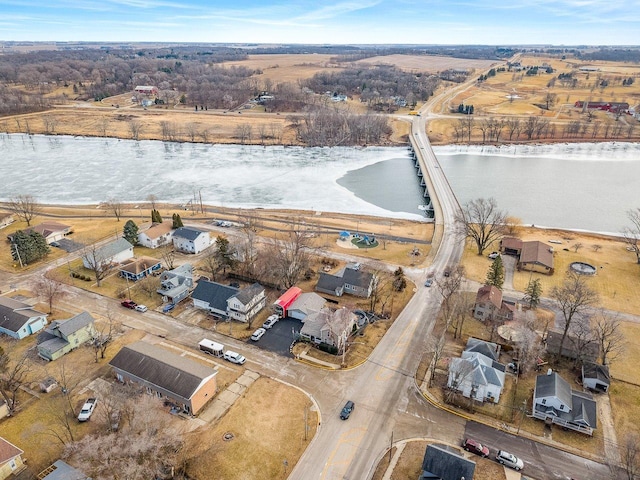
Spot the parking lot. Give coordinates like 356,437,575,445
248,317,301,357
54,237,84,253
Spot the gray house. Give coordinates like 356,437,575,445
316,267,376,298
157,264,194,304
419,444,475,480
533,371,597,435
82,238,134,269
192,280,265,323
0,296,48,340
287,292,327,321
36,312,96,361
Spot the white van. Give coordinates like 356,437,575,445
223,350,246,365
199,339,224,357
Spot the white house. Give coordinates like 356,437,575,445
0,213,14,229
227,283,266,323
172,227,210,254
582,362,610,393
191,280,266,323
7,221,72,245
300,308,357,354
82,238,134,269
447,351,506,403
287,292,326,321
138,222,174,249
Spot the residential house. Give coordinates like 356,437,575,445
82,238,134,270
287,292,327,321
0,296,48,339
157,264,194,304
582,362,611,393
500,237,554,274
419,443,475,480
273,287,302,318
192,280,266,323
19,221,72,244
447,350,506,403
0,437,25,480
134,85,158,95
472,285,514,322
0,213,14,229
533,371,597,435
316,267,376,298
36,312,96,361
38,460,89,480
465,337,501,361
300,308,357,353
172,227,210,254
109,341,218,415
545,329,599,363
119,256,162,281
227,283,266,323
138,222,174,249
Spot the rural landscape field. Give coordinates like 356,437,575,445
1,38,640,480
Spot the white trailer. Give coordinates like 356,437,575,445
199,339,224,357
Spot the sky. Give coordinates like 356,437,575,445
0,0,639,45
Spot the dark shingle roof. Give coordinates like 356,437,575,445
465,337,500,361
535,372,573,407
45,312,95,338
173,227,206,241
342,267,374,289
109,341,217,400
420,444,475,480
234,283,264,305
192,280,238,312
0,296,47,333
582,362,611,385
316,273,344,293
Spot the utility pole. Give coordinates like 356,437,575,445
389,431,393,464
12,242,24,268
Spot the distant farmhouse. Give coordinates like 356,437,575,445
134,85,158,95
574,100,629,114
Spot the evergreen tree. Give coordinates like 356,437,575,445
151,209,163,223
215,236,237,273
485,255,505,289
172,213,184,228
524,278,543,309
11,230,49,265
123,220,139,245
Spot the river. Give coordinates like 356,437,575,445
1,134,638,234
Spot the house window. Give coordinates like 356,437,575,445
559,404,564,410
541,399,546,404
156,391,162,398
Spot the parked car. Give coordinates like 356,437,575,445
424,278,433,287
463,438,489,457
443,269,451,277
50,241,61,247
223,350,246,365
496,450,524,471
135,304,148,313
488,252,500,259
121,300,137,309
78,398,97,422
162,303,175,313
340,400,355,420
262,314,279,329
251,327,266,341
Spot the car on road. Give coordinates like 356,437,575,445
223,350,246,365
135,304,148,313
121,300,137,309
488,251,500,259
78,398,97,422
262,314,279,329
462,438,489,457
424,278,433,287
251,327,266,341
443,269,451,277
496,450,524,471
340,400,355,420
162,303,175,313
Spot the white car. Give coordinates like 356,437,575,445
223,350,246,365
262,315,279,329
135,305,148,312
496,450,524,471
251,328,266,341
488,252,500,259
78,398,97,422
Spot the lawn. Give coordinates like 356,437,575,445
183,377,317,480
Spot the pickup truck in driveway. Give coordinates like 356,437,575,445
78,398,97,422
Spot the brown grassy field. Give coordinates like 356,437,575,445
221,53,342,84
355,54,499,73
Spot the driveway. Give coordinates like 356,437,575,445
247,317,301,357
502,254,516,290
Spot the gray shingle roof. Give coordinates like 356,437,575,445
535,372,573,407
289,292,326,316
192,280,238,312
109,341,217,400
465,337,500,361
91,238,133,263
47,312,95,337
341,267,374,289
420,444,476,480
316,272,344,293
0,296,46,333
40,460,88,480
234,283,264,305
173,227,206,241
582,362,611,385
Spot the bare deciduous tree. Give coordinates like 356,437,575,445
435,265,466,325
427,334,447,388
92,313,121,362
0,349,32,414
550,271,599,359
160,245,177,270
621,433,640,480
128,120,142,140
264,222,312,288
455,197,508,255
622,207,640,264
593,310,625,365
31,273,67,313
8,194,41,226
81,242,112,287
137,274,160,299
104,198,124,221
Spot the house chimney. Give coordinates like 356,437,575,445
547,368,553,375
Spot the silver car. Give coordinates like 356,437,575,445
496,450,524,471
